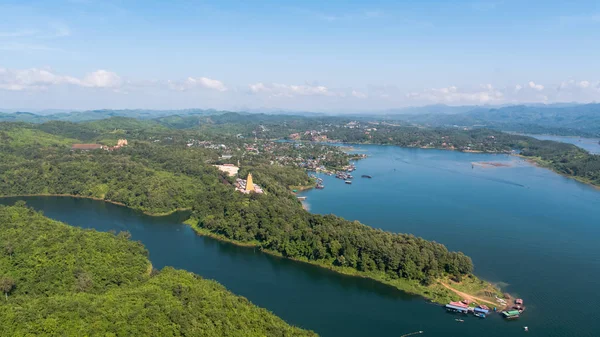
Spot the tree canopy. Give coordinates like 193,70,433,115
0,204,315,337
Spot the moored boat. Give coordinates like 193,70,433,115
502,310,520,319
345,180,352,184
361,175,372,178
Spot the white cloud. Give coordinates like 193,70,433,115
0,67,123,91
528,81,544,91
515,84,523,91
81,70,122,88
248,82,336,97
352,90,367,99
558,79,595,90
578,80,590,88
249,82,268,93
0,67,79,91
169,77,227,92
406,84,504,104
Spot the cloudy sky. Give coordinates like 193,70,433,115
1,0,599,112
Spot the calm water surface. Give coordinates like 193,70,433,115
2,145,600,337
520,133,600,154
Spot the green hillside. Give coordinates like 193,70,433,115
0,203,315,337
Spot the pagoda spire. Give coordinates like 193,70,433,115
245,173,254,192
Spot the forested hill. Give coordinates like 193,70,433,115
0,204,316,336
3,103,600,136
0,120,481,303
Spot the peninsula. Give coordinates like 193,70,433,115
0,117,506,305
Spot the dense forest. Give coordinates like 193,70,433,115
2,112,598,307
0,119,479,300
0,204,315,336
189,189,474,284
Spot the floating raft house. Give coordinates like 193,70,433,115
445,304,469,313
502,310,520,319
474,307,490,314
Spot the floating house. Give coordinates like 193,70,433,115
445,304,469,313
445,302,469,314
474,307,489,315
502,310,520,319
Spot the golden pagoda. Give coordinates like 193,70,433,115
245,173,254,192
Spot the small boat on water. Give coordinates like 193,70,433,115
361,175,372,178
474,313,486,318
455,319,464,322
297,196,307,201
345,180,352,184
316,184,325,189
524,326,529,332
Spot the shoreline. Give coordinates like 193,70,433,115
0,194,191,216
514,155,600,190
184,218,502,306
1,193,507,307
328,140,600,189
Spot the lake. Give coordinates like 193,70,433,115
2,145,600,337
519,133,600,154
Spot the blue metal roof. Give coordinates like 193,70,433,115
445,304,469,312
474,307,490,314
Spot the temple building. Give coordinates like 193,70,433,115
245,173,254,192
235,173,263,194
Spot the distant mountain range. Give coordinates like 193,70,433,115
0,109,224,124
2,103,599,136
383,104,600,136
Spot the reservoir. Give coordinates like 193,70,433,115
518,133,600,154
2,145,600,337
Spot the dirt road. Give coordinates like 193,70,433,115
439,282,498,306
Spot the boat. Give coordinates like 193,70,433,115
316,184,324,189
361,175,372,178
454,319,464,322
474,313,486,318
297,196,307,201
345,180,352,184
524,326,529,332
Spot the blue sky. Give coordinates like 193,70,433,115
1,0,599,111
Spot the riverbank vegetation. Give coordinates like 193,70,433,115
0,119,493,304
6,112,595,307
0,203,315,336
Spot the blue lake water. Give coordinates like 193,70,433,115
2,145,600,337
300,145,600,337
520,134,600,154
